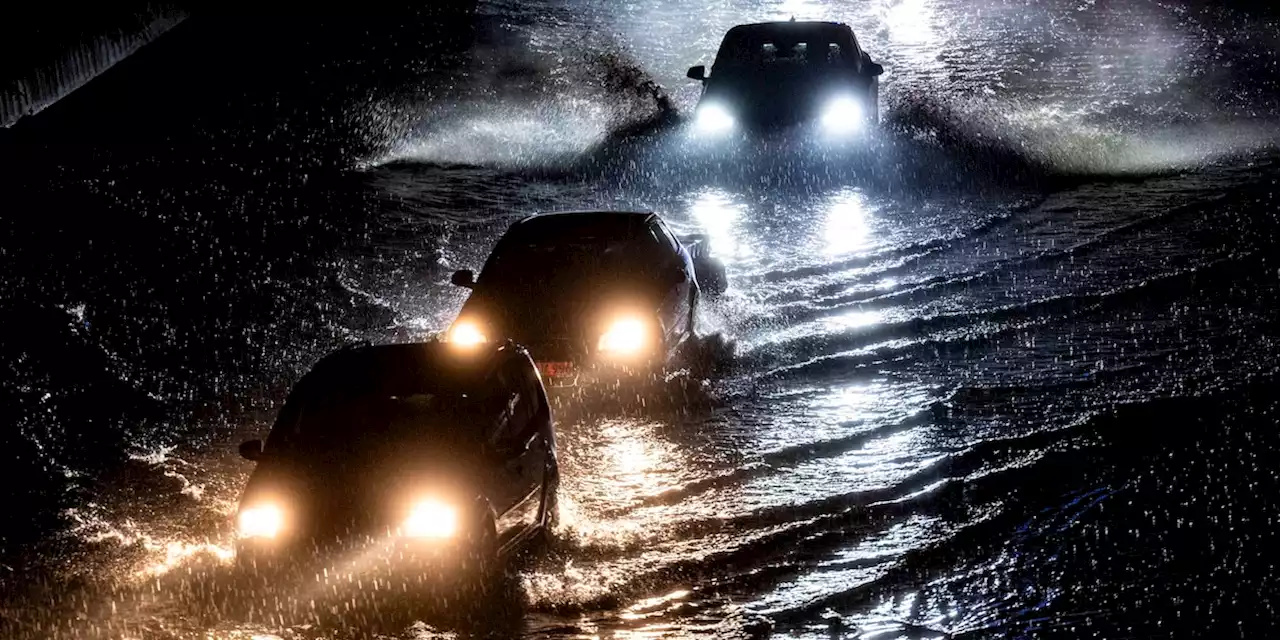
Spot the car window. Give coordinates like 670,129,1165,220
648,219,688,277
762,41,808,63
479,225,669,295
649,218,680,253
271,388,483,460
715,26,861,71
517,357,547,425
485,356,539,451
264,347,492,457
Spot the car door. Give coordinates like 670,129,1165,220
484,354,545,545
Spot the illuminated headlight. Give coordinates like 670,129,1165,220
695,103,735,134
238,505,283,539
597,317,649,355
820,96,864,134
447,319,487,347
402,499,458,539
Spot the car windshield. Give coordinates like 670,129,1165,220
267,349,489,459
478,217,667,294
714,25,856,73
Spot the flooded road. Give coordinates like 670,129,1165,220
3,0,1280,638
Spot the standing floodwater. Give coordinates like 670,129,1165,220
2,0,1280,638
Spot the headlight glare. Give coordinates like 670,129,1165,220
598,317,649,355
695,103,735,134
403,499,458,539
820,96,864,134
238,505,283,539
447,320,487,347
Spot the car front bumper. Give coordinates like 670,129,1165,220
235,530,492,585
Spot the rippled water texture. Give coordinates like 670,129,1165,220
3,0,1280,638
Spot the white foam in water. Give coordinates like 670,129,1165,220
371,97,617,168
998,101,1280,174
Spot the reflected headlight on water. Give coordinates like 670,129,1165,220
695,102,736,135
820,95,864,135
598,316,650,356
446,319,487,347
238,504,284,539
402,498,459,539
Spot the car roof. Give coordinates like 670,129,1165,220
506,210,659,242
513,210,656,227
724,21,854,38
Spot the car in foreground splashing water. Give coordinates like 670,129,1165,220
233,340,558,594
685,20,884,143
446,211,728,387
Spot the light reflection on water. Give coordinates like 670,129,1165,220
881,0,940,47
685,188,751,265
822,188,874,257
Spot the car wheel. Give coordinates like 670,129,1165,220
458,508,499,594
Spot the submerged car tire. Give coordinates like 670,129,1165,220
541,455,561,534
451,508,500,598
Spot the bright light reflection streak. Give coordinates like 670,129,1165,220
775,0,827,20
883,0,939,46
823,190,874,256
825,309,884,330
621,588,692,620
688,188,749,262
600,420,675,499
740,306,891,355
749,517,938,617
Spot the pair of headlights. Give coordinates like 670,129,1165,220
446,315,651,356
237,498,459,541
695,94,865,135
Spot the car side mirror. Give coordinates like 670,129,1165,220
450,269,475,288
239,439,263,461
686,65,706,81
868,62,884,77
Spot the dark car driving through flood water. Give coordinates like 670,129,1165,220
686,20,884,140
233,340,558,593
446,211,728,387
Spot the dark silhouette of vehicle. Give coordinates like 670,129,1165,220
447,211,728,386
686,20,884,136
233,340,558,590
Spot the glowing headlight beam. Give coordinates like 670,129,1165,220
695,103,735,134
820,96,864,134
598,317,649,355
403,499,458,539
238,505,283,539
447,320,486,347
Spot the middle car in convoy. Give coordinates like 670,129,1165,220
446,210,728,386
